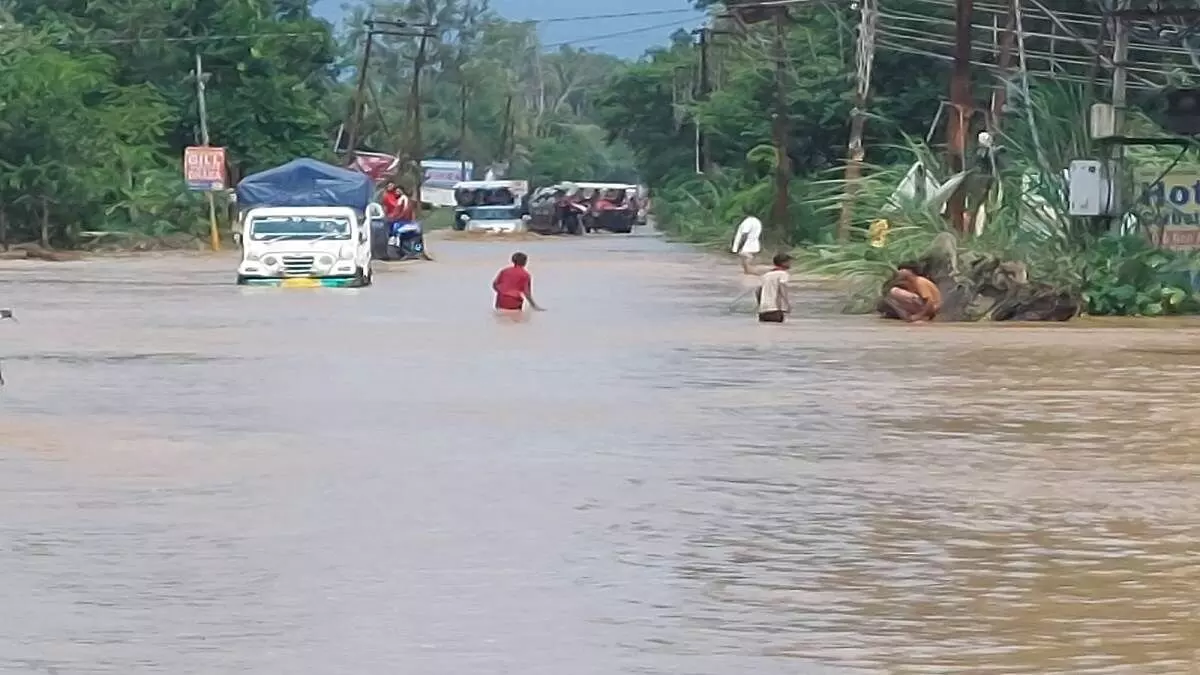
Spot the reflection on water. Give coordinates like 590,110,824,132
1,232,1198,674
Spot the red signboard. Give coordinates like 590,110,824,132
1149,226,1200,251
350,151,400,182
184,146,227,191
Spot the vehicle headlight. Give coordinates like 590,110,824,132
318,255,334,267
338,246,355,260
245,251,261,261
262,256,278,267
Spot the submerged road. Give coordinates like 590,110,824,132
1,230,1199,674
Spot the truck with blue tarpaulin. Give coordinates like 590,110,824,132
233,158,382,287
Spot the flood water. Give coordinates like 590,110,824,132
1,230,1199,674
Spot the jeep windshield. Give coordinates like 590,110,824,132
467,207,521,220
250,215,351,241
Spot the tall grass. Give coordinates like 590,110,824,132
793,80,1200,316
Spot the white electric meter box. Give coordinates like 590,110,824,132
1068,159,1116,216
1090,103,1116,139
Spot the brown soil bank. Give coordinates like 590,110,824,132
1,233,215,261
876,232,1082,322
0,244,83,262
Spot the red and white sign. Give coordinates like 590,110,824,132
350,151,400,182
184,146,227,191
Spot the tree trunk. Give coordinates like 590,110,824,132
40,196,51,249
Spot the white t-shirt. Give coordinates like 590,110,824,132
757,269,790,312
732,216,762,255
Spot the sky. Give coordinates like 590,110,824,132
314,0,703,58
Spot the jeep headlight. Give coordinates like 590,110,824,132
245,251,261,261
338,246,355,260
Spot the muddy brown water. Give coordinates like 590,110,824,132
1,230,1199,674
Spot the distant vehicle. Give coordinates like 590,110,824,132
571,182,639,234
452,180,530,233
527,184,586,236
233,159,379,287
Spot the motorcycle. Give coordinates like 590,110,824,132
387,220,427,260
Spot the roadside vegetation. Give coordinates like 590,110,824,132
594,1,1200,318
6,0,1199,318
0,0,637,250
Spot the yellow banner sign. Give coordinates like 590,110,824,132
1136,168,1200,226
1135,168,1200,250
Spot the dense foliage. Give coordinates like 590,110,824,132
591,0,1200,317
340,0,638,188
0,0,637,248
6,0,1200,317
596,2,948,246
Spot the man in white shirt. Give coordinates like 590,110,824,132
755,253,792,323
732,215,762,274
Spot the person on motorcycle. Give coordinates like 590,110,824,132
384,183,414,223
382,183,428,261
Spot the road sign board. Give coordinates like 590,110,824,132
184,146,227,191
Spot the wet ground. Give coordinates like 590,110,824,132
1,229,1198,674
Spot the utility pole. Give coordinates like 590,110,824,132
459,1,473,184
1109,1,1129,232
947,0,974,235
459,73,469,182
194,51,219,252
693,26,711,174
987,0,1016,132
836,0,878,242
344,23,378,164
344,18,412,166
407,28,435,213
769,7,791,243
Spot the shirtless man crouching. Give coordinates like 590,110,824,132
884,264,941,323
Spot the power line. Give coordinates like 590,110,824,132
543,19,700,49
65,18,700,52
534,9,698,24
0,8,704,46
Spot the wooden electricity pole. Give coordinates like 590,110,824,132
1109,2,1129,231
769,7,792,243
836,0,878,242
344,25,376,164
193,51,219,252
694,26,712,173
947,0,975,235
344,18,411,164
408,30,432,212
988,0,1017,132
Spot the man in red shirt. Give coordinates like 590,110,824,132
382,183,414,222
492,252,543,312
382,182,400,218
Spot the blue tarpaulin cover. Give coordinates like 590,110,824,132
236,158,374,210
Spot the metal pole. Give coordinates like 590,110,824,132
195,51,219,252
1109,3,1129,231
459,4,471,182
1013,0,1043,165
988,0,1016,132
459,77,468,181
836,0,877,242
769,8,791,243
345,23,376,165
696,26,711,173
409,31,430,212
947,0,974,235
